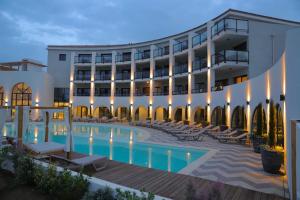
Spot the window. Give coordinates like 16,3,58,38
234,75,248,84
54,88,69,102
59,54,66,61
11,82,32,106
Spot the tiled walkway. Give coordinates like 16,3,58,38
140,126,288,198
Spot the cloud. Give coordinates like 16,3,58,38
0,11,83,45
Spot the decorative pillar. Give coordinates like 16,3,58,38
90,52,96,117
149,45,155,121
69,52,75,104
169,39,175,119
111,51,116,116
188,33,195,122
130,48,136,116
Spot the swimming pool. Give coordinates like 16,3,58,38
2,122,208,173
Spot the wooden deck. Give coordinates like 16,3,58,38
91,160,286,200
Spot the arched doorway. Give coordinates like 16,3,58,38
115,106,128,120
193,106,206,124
211,106,225,126
134,106,148,121
231,106,247,130
154,107,167,121
251,103,267,137
174,107,185,122
0,86,4,106
11,82,32,106
275,104,284,147
74,106,88,118
93,106,110,118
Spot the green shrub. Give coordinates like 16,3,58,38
14,155,35,185
115,188,154,200
83,187,115,200
268,100,277,148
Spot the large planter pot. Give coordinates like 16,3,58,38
261,148,284,174
252,136,265,153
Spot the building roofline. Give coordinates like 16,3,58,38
0,59,47,68
47,9,300,50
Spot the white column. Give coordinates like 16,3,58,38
188,33,195,122
69,52,75,104
169,39,175,119
130,49,136,117
90,52,96,106
111,51,116,116
149,45,155,120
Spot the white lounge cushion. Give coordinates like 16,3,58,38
25,142,64,154
71,155,106,166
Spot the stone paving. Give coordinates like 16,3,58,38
139,126,288,198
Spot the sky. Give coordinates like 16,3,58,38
0,0,300,64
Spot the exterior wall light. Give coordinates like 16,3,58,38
149,104,152,107
280,94,285,101
168,103,172,107
246,101,250,105
266,99,270,104
227,102,230,106
207,103,210,106
169,75,172,78
187,104,191,107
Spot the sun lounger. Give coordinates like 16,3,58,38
214,130,238,139
218,133,247,144
176,128,207,141
51,154,107,171
24,142,65,155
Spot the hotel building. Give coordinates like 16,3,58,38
1,9,300,198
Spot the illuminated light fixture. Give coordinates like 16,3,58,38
188,72,191,75
266,99,270,104
280,94,285,101
227,102,230,106
169,75,172,78
110,103,113,106
207,103,210,106
246,101,250,105
168,103,172,107
4,101,8,106
207,66,210,69
187,103,191,107
150,78,153,80
149,104,152,107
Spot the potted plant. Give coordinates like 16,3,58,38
252,104,266,153
261,100,284,174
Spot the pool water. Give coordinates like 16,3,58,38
2,123,207,172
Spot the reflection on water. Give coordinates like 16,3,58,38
2,123,207,172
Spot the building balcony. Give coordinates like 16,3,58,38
116,54,131,63
173,40,188,54
115,73,130,80
153,47,169,58
192,32,207,47
212,50,249,66
74,55,92,64
172,90,188,95
192,59,207,71
94,90,111,96
211,18,248,37
75,74,91,81
173,64,188,75
115,91,130,97
95,73,111,81
153,91,168,96
135,71,150,79
154,69,169,78
192,88,207,94
135,51,150,61
135,91,150,96
74,90,90,96
211,85,224,92
95,55,112,64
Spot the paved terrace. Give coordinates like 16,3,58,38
139,126,288,198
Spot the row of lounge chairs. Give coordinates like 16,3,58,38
72,116,120,123
135,120,248,144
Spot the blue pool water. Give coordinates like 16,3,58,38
2,123,207,172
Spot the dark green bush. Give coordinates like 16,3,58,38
115,188,155,200
83,187,115,200
14,155,35,185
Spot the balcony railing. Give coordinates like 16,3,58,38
115,73,130,80
192,88,207,94
153,47,169,57
211,18,249,37
135,71,150,79
94,90,111,96
172,90,188,95
75,74,91,81
154,69,169,78
95,73,111,81
173,40,188,53
135,51,150,60
212,50,249,65
74,55,92,64
153,91,168,96
115,91,130,96
192,58,207,71
95,55,112,64
192,32,207,47
116,54,131,63
135,91,150,96
74,90,90,96
173,64,188,75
